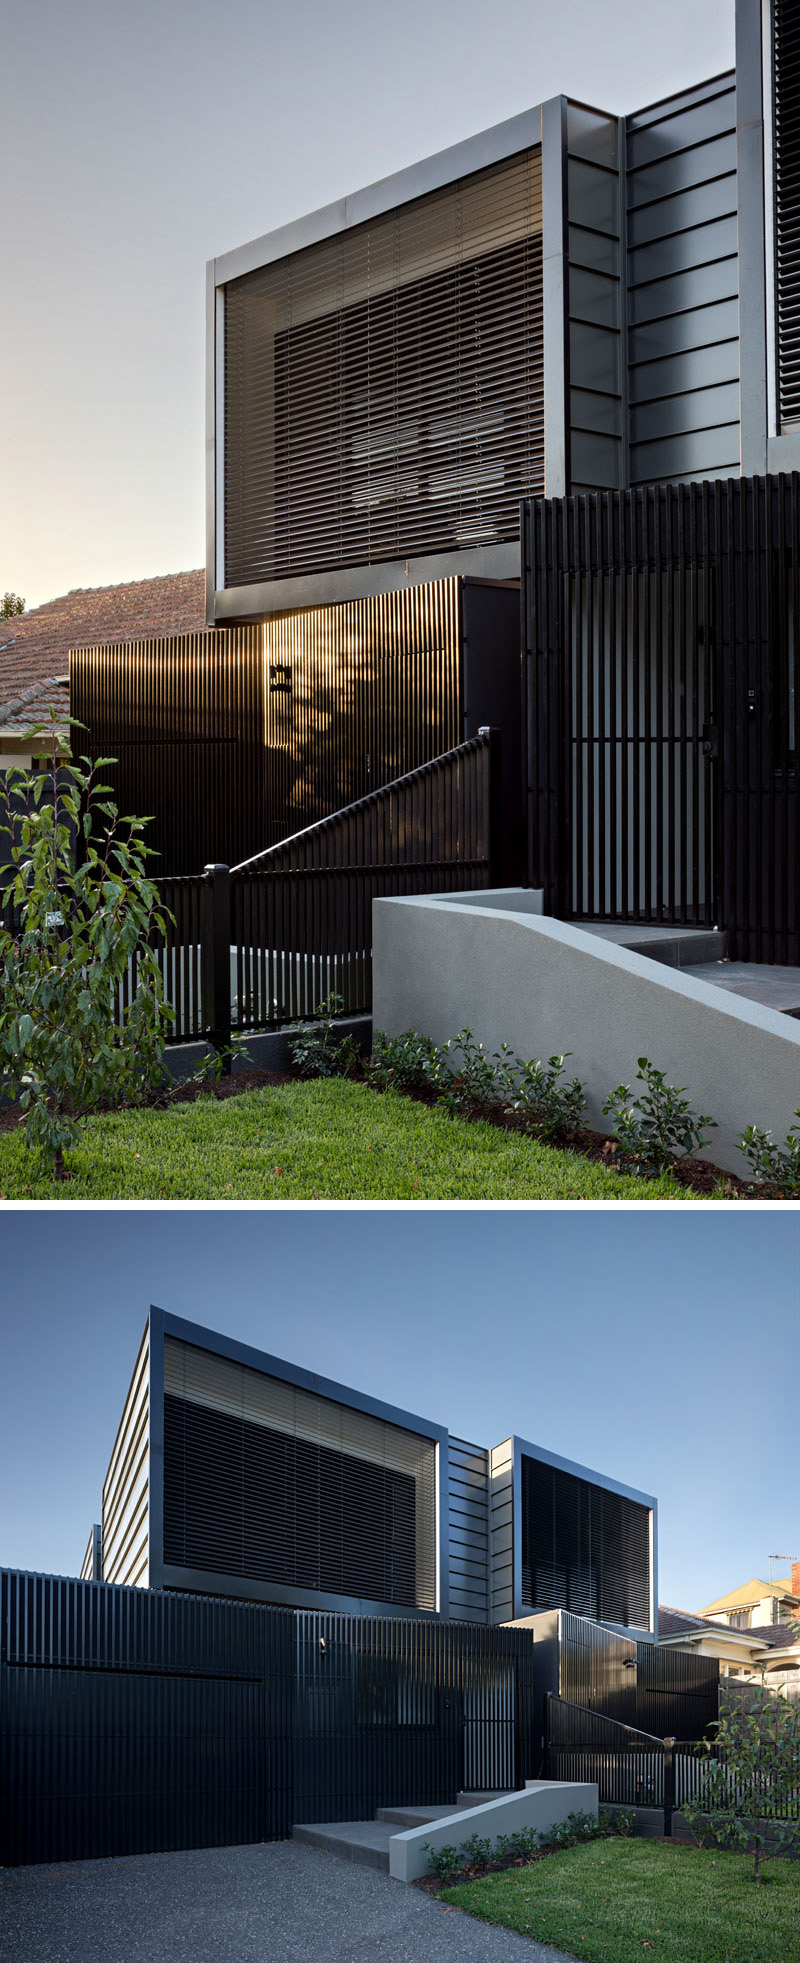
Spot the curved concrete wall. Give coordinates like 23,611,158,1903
372,894,800,1178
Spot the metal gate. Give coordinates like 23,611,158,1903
523,475,800,962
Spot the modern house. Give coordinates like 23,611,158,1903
91,1306,658,1640
2,1313,721,1870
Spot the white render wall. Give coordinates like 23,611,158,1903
372,893,800,1179
389,1780,599,1882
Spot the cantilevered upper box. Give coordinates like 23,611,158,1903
93,1307,657,1641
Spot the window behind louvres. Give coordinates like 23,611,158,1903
162,1337,437,1610
521,1454,651,1631
224,146,543,586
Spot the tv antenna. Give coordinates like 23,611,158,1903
769,1553,798,1584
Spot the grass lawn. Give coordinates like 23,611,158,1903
440,1839,800,1963
0,1080,692,1200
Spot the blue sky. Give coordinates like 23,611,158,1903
2,0,733,606
0,1206,795,1613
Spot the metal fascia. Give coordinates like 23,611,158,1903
159,1307,445,1445
511,1433,657,1513
212,544,522,623
205,262,218,626
147,1305,166,1591
542,95,569,498
212,105,544,286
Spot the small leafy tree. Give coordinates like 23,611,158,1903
683,1680,800,1881
0,720,174,1178
1,590,25,619
739,1112,800,1196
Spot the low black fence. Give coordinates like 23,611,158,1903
134,732,499,1046
545,1693,800,1832
1,1569,535,1867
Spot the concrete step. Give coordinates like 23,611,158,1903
576,922,728,967
292,1819,394,1871
376,1804,457,1828
457,1789,510,1807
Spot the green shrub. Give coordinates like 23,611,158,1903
738,1112,800,1196
438,1027,517,1117
0,721,173,1179
506,1052,586,1142
602,1057,716,1172
424,1841,461,1880
369,1028,448,1096
287,994,362,1080
541,1810,602,1850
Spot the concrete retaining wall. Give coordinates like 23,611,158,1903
372,892,800,1178
389,1779,598,1882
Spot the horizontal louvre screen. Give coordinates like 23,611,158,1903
521,1455,650,1630
224,148,543,585
775,0,800,424
163,1338,436,1610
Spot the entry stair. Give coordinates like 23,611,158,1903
292,1790,508,1873
575,923,800,1018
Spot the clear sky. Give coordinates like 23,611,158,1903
2,0,734,609
0,1206,796,1615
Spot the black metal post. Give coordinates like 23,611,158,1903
485,726,502,887
663,1736,675,1837
202,863,232,1073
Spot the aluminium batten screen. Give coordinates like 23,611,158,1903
163,1339,437,1610
521,1455,651,1631
224,149,543,585
775,0,800,425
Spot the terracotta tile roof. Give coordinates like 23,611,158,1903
658,1605,800,1649
0,570,206,726
748,1622,800,1650
658,1606,725,1637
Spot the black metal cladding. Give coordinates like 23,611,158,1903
0,1570,293,1866
224,149,543,587
775,0,800,426
635,1641,719,1739
523,477,800,962
521,1458,650,1631
161,1336,438,1611
70,580,520,877
1,1571,537,1866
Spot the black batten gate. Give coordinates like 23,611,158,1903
523,475,800,963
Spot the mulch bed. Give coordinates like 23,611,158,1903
0,1063,779,1197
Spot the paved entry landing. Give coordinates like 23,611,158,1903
576,922,800,1016
293,1793,507,1872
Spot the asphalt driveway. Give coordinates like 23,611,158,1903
0,1840,579,1963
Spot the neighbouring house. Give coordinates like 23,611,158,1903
658,1602,800,1699
700,1568,800,1631
0,570,205,769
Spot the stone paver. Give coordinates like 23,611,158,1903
0,1838,579,1963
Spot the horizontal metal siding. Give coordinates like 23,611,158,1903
0,1571,293,1865
626,76,740,487
101,1321,150,1590
489,1439,515,1624
447,1437,490,1623
566,103,624,493
774,0,800,425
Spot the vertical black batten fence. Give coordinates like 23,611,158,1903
523,475,800,961
1,1571,535,1868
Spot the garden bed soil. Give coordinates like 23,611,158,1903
0,1062,777,1197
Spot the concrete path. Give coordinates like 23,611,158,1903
0,1839,579,1963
